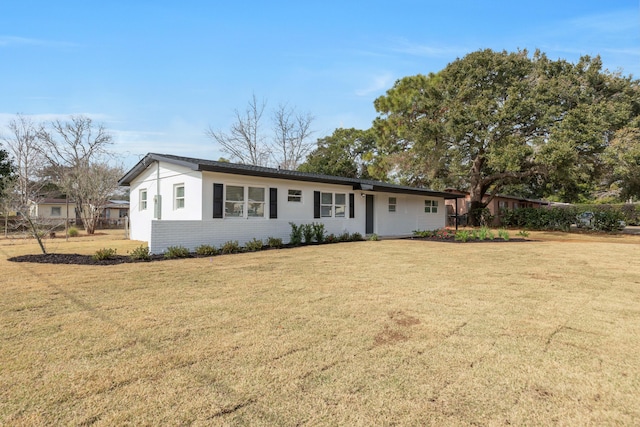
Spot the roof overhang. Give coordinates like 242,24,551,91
119,153,464,200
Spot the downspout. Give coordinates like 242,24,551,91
156,161,161,220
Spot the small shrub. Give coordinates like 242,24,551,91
129,245,151,260
350,232,363,241
244,238,264,252
267,236,283,248
433,228,455,240
312,222,325,243
591,210,626,232
478,226,494,241
164,245,191,259
517,229,530,238
325,233,337,243
289,223,303,246
93,247,117,261
498,229,510,241
368,233,379,241
67,226,80,237
413,229,433,238
220,240,242,254
302,223,314,244
195,244,218,256
455,230,471,242
337,231,351,242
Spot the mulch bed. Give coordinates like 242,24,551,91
407,237,529,243
8,253,166,266
8,237,531,266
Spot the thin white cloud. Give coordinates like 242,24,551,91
567,9,639,34
355,73,395,97
0,35,78,48
0,112,111,127
387,38,468,58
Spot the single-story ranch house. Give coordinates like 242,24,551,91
118,153,463,254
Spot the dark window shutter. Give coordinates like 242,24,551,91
349,193,355,218
269,188,278,219
213,183,223,218
314,191,320,218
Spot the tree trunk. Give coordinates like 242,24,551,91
468,154,487,227
25,215,47,254
468,200,486,227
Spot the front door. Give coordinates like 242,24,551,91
365,194,374,234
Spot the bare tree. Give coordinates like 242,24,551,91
73,162,124,234
1,114,47,208
0,114,55,251
206,94,271,166
271,103,314,170
38,115,118,234
207,94,315,168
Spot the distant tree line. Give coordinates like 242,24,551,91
295,49,640,225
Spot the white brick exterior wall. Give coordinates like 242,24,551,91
129,160,447,254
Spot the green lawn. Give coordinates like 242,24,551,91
1,231,639,425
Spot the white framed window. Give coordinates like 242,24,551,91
321,192,333,217
389,197,397,213
140,189,148,210
174,184,185,209
288,189,302,202
498,200,508,210
424,200,438,213
225,185,244,218
51,207,61,217
335,193,346,217
248,187,265,218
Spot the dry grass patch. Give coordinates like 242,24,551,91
1,232,639,425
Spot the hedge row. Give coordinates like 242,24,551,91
499,204,636,232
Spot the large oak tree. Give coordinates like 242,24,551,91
373,49,639,224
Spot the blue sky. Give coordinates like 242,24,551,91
1,1,638,169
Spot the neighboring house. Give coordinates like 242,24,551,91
29,198,75,221
444,189,550,226
118,153,464,254
100,200,130,225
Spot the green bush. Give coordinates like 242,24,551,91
591,210,625,232
501,207,576,231
302,223,314,244
220,240,242,254
267,236,283,248
454,230,471,242
129,245,151,260
478,226,494,241
164,245,191,259
350,232,363,241
195,244,218,256
337,231,351,242
413,229,433,238
244,238,264,252
289,223,303,246
368,233,379,241
67,226,80,237
93,247,117,261
312,222,325,243
517,229,530,238
498,229,510,241
325,233,337,243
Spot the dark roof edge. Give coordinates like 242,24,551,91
118,153,199,186
118,153,462,199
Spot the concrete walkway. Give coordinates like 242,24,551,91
622,226,640,235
